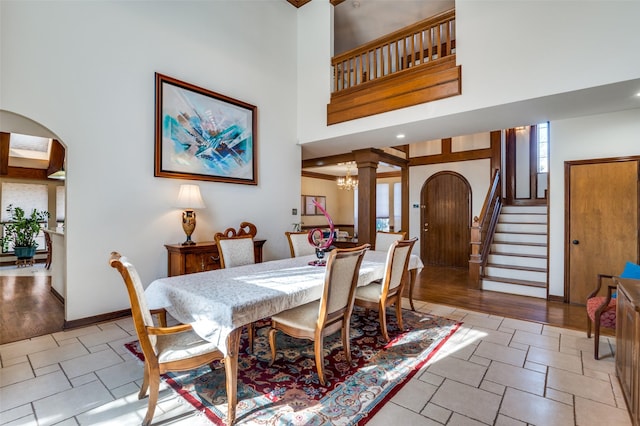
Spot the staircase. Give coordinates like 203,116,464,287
481,205,548,298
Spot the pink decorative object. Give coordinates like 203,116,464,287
307,199,335,266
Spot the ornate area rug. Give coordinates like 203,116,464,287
125,307,460,425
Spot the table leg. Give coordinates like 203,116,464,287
409,269,417,311
225,328,241,426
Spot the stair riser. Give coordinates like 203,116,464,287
499,214,547,224
491,243,547,256
488,254,547,269
484,266,546,282
482,280,547,299
493,233,547,244
501,206,547,214
496,223,546,233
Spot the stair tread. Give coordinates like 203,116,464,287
492,241,547,247
498,220,548,224
500,212,548,215
486,263,547,273
489,251,547,259
482,275,547,288
494,231,547,236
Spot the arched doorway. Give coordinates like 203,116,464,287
420,171,471,267
0,110,66,343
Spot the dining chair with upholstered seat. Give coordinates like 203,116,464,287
355,238,417,342
374,230,407,252
587,262,640,359
109,252,224,426
268,244,370,385
586,274,617,360
285,231,316,258
215,233,256,268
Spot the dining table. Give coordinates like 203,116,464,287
145,249,424,425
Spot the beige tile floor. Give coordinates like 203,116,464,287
0,299,631,425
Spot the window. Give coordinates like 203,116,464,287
376,183,390,232
393,182,401,231
537,122,549,173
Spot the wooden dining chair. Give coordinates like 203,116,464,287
374,230,407,252
109,252,223,426
586,262,640,359
268,244,370,385
285,231,316,257
44,231,52,269
586,273,617,360
355,238,417,342
215,233,255,268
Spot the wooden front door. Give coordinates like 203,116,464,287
567,159,639,304
421,171,471,267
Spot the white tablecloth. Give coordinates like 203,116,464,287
145,251,423,354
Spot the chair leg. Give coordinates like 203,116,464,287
594,320,601,360
342,319,352,364
395,299,404,332
138,363,150,399
586,314,592,338
268,328,277,366
379,305,390,342
142,369,160,426
314,336,326,386
247,323,254,353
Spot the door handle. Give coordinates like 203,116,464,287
424,223,428,232
572,240,579,245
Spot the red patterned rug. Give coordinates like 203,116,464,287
125,307,460,425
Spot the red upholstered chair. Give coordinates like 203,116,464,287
586,274,617,360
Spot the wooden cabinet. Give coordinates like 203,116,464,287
616,278,640,426
165,240,266,277
332,238,360,249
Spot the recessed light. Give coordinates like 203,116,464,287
396,133,405,139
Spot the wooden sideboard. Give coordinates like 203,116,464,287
165,240,266,277
616,277,640,426
332,238,361,249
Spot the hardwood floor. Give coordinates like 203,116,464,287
0,264,598,346
408,265,592,333
0,274,64,344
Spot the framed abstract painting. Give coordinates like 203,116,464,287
154,73,257,185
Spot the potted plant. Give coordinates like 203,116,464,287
2,204,50,260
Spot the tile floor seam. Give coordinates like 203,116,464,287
491,378,509,426
423,400,452,424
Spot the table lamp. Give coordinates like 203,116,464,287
175,184,205,245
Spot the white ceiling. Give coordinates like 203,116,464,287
301,78,640,161
304,162,399,176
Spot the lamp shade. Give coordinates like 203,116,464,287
175,184,205,209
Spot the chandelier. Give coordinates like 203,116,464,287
336,162,358,190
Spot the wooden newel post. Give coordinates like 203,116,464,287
469,215,481,289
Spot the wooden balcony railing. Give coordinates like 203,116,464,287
327,8,460,125
469,170,502,288
332,9,455,92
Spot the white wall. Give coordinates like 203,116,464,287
548,108,640,297
1,1,301,320
297,0,640,146
409,159,491,254
301,176,354,226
